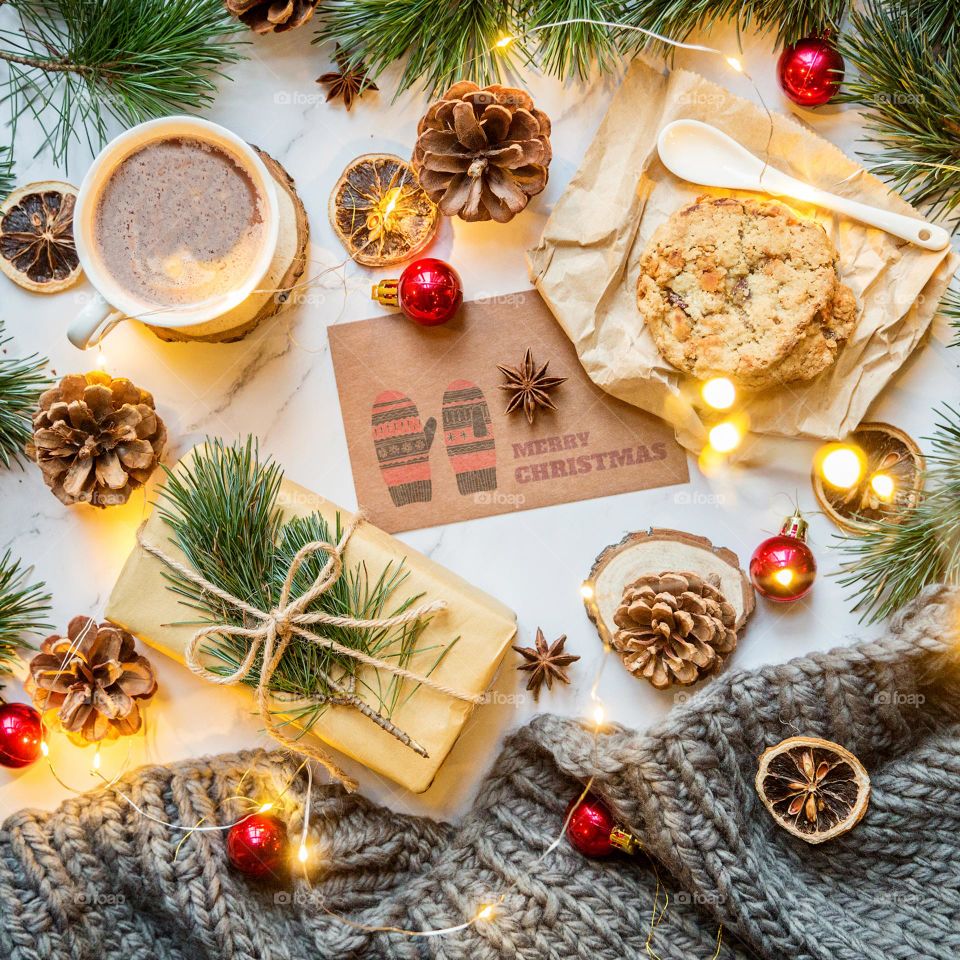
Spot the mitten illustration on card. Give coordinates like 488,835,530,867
372,391,437,507
442,380,497,495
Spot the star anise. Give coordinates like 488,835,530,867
513,629,580,701
317,45,378,110
498,348,567,425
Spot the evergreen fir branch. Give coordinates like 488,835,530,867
836,405,960,623
0,321,48,468
514,0,626,81
0,145,13,197
155,438,451,735
0,0,246,167
618,0,847,54
314,0,523,94
0,549,51,682
838,1,960,227
943,285,960,347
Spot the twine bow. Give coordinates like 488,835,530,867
137,513,480,791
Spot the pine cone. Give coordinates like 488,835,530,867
412,81,552,223
224,0,318,33
27,372,166,508
612,572,738,690
25,616,158,742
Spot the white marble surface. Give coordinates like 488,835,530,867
1,18,957,822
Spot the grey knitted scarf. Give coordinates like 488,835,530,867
3,585,959,960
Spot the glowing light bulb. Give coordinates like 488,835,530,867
580,582,594,601
819,445,864,490
701,377,736,410
92,749,101,771
381,187,400,221
477,904,495,922
298,843,309,863
593,704,605,727
870,473,895,501
708,421,741,454
40,740,49,757
495,35,515,48
773,568,794,587
259,802,274,814
725,56,743,73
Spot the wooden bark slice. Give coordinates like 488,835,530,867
812,422,924,533
583,528,755,647
148,146,310,344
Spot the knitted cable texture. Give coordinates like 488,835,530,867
2,585,959,960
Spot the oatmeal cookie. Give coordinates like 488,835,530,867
637,197,851,387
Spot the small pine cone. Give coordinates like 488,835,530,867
224,0,318,33
412,81,552,223
25,616,158,743
27,371,167,508
612,572,738,690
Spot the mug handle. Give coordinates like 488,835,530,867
67,293,125,350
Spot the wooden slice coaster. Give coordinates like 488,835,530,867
148,146,310,344
583,528,755,647
812,422,924,533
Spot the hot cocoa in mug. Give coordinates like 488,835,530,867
69,117,280,349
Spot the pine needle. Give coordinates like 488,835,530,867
838,1,960,228
154,438,453,734
0,321,48,469
0,550,50,682
314,0,523,94
836,405,960,622
0,145,13,198
0,0,247,167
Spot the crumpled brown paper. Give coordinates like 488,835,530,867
527,61,959,453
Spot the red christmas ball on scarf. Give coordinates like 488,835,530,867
750,511,817,602
372,258,463,326
777,37,844,107
226,812,288,879
565,793,640,858
0,701,44,768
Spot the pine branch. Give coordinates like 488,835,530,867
0,0,246,167
838,1,960,227
618,0,847,53
0,321,48,468
155,438,452,737
0,145,13,197
0,550,50,682
314,0,523,94
943,285,960,347
836,405,960,622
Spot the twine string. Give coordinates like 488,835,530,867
136,512,480,791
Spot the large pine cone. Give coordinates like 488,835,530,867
27,372,166,508
25,617,158,743
224,0,318,33
612,572,738,690
412,81,552,223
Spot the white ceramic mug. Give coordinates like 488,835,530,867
68,116,280,350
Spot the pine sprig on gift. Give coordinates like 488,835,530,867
0,322,48,469
155,438,454,739
837,406,960,623
0,0,246,166
0,550,51,683
314,0,524,94
838,1,960,227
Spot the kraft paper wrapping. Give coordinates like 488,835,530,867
105,449,518,793
527,61,960,453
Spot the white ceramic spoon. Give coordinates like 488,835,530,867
657,119,950,252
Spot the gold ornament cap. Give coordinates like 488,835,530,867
780,510,809,541
372,278,400,307
609,825,641,855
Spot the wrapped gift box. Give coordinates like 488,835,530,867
106,448,517,793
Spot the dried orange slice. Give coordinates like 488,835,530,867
329,153,439,267
0,181,81,293
756,736,871,844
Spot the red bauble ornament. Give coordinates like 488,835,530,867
226,813,288,879
750,511,817,602
372,257,463,326
777,37,844,107
565,794,640,858
0,702,44,768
